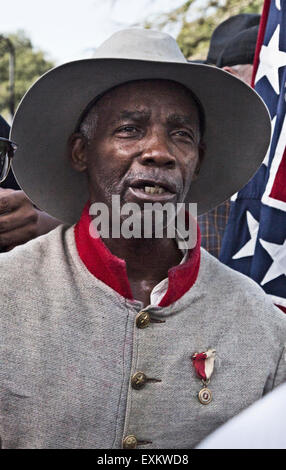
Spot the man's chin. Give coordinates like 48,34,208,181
89,194,190,242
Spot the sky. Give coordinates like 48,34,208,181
1,0,188,65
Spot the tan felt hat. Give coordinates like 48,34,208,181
11,28,271,223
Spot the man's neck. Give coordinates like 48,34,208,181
75,203,201,308
103,236,183,307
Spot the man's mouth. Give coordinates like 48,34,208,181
126,179,177,202
142,185,167,195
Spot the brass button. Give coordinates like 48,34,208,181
131,371,147,390
122,434,137,449
136,311,150,329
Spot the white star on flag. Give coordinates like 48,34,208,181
255,24,286,94
232,211,259,259
260,238,286,285
276,0,281,10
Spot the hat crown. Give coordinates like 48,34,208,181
93,28,187,63
206,13,260,65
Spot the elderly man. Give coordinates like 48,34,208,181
1,28,286,450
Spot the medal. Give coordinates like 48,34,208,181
192,349,216,405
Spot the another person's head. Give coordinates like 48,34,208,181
206,13,260,85
0,115,10,140
0,115,17,185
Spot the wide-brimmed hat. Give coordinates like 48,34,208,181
11,28,270,223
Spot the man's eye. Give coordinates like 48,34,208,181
172,130,194,140
117,126,138,134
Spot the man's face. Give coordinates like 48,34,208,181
72,80,203,210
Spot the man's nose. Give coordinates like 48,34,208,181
139,132,176,168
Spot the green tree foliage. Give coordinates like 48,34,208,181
0,30,54,121
143,0,264,60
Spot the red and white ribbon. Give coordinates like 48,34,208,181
192,349,216,382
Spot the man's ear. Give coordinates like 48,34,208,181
69,133,88,173
222,65,240,78
192,141,205,181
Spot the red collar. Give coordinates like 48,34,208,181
74,203,201,307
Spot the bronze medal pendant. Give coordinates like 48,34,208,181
192,349,216,405
198,381,212,405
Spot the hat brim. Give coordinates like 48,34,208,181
11,58,271,223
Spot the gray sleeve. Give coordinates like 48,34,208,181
273,346,286,389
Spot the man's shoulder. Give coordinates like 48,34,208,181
199,247,286,329
201,246,266,294
0,224,71,278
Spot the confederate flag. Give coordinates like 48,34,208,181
220,0,286,313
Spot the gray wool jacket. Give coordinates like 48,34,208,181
0,225,286,449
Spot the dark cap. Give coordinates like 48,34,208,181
206,14,261,66
0,114,10,139
0,114,19,189
216,24,259,67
